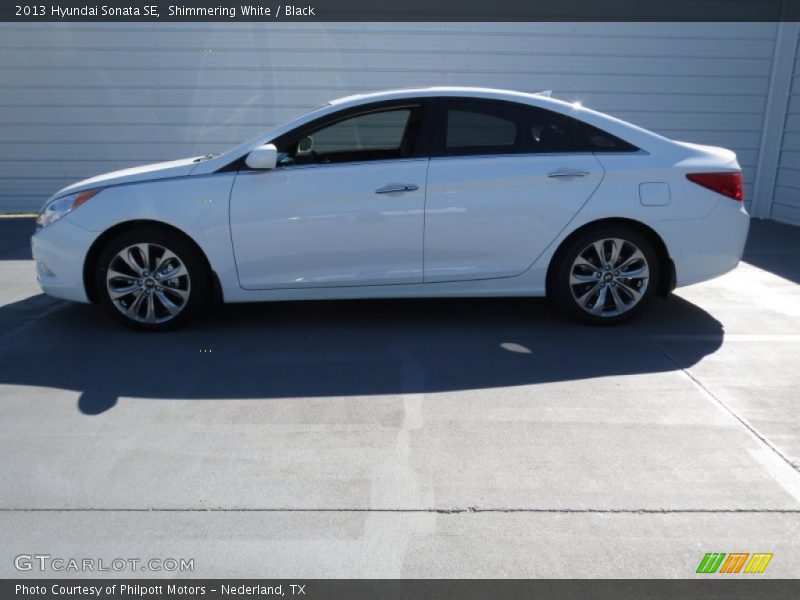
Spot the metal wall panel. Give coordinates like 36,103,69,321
773,35,800,225
0,22,778,212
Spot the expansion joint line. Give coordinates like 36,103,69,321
633,324,800,475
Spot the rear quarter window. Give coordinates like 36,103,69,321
572,121,640,153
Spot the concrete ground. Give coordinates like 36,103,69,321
0,217,799,578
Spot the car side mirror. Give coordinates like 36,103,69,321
245,144,278,170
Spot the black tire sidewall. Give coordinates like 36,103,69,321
550,227,659,325
95,228,210,331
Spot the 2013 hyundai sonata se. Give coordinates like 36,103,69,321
31,87,749,330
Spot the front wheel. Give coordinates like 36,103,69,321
96,227,210,331
549,227,659,325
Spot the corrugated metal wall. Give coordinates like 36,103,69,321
0,22,779,212
773,33,800,225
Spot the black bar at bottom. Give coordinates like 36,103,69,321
3,579,800,600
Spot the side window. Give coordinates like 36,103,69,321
441,100,586,156
572,121,640,153
278,108,414,166
528,110,581,153
446,109,518,151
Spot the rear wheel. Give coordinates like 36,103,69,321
550,226,659,325
95,227,210,331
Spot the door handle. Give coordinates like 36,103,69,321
375,183,419,194
547,168,590,178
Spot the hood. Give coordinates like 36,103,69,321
49,156,203,201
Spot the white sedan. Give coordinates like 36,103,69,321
32,87,749,330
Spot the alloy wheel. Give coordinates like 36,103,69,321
568,237,650,317
105,242,191,324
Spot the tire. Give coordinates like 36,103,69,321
95,226,210,331
549,226,660,325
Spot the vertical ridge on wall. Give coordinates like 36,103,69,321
0,22,779,212
772,32,800,225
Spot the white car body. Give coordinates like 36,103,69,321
31,87,749,313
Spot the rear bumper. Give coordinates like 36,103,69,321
658,199,750,288
30,217,96,303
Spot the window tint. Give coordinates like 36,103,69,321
574,121,640,153
528,112,577,153
441,100,585,156
308,110,410,153
278,108,414,166
447,110,517,149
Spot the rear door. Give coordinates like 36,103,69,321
424,99,604,283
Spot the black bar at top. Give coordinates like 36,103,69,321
1,0,799,22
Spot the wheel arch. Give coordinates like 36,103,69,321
83,219,221,304
546,217,676,297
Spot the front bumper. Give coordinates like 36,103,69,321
30,217,97,303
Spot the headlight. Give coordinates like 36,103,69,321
36,188,102,228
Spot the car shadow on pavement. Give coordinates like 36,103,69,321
742,219,800,284
0,217,34,260
0,293,723,415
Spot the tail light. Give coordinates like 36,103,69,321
686,172,743,202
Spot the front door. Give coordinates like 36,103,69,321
229,104,428,290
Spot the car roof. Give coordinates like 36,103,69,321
327,86,551,102
193,87,675,175
326,86,573,110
